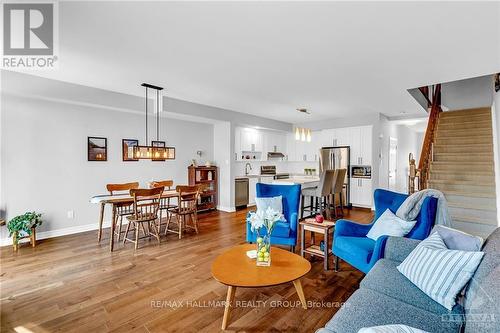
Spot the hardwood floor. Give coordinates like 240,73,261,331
0,207,373,333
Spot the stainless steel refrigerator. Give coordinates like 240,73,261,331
319,146,351,207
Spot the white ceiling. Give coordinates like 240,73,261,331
25,1,500,123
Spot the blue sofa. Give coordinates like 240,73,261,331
318,228,500,333
333,189,438,273
246,183,301,250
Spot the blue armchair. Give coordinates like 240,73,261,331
333,189,438,273
246,183,301,251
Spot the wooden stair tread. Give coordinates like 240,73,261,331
434,189,496,198
448,201,497,212
429,179,494,186
451,214,498,226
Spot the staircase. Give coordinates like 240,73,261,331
428,107,497,237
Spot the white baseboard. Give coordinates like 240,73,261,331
217,205,236,212
0,220,113,247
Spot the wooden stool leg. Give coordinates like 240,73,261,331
13,232,18,252
97,202,105,243
179,215,183,240
117,216,123,241
222,286,236,330
123,220,131,244
300,195,305,220
165,213,172,236
134,223,139,250
292,279,307,309
31,228,36,247
193,210,199,234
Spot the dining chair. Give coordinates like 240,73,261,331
123,186,164,250
150,180,177,232
330,169,347,218
106,182,139,241
165,185,201,239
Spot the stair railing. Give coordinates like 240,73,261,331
418,84,442,190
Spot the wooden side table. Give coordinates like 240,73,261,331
300,218,335,270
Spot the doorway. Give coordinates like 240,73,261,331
388,137,398,191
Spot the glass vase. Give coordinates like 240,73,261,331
256,234,271,266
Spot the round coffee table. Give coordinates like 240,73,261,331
211,244,311,330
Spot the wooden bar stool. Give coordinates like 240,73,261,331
106,182,139,241
123,187,164,250
300,170,334,219
150,180,177,233
165,185,201,239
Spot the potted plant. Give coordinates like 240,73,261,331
7,212,42,250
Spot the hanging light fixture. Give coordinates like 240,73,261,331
295,127,301,140
133,83,175,160
294,127,312,142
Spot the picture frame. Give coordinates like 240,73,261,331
122,139,139,161
88,137,107,161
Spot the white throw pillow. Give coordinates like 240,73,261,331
397,232,484,310
358,325,429,333
255,196,283,216
366,209,416,241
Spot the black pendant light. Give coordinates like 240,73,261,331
133,83,175,160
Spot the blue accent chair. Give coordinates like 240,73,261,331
333,189,438,273
246,183,301,250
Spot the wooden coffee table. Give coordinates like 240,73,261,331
211,244,311,330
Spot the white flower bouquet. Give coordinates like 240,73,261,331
249,207,284,266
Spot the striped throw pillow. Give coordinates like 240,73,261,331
397,232,484,310
358,325,429,333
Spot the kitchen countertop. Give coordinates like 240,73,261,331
272,176,319,186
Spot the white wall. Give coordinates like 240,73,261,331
378,116,421,193
213,122,233,211
0,94,213,244
492,88,500,227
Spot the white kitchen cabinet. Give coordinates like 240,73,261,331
248,177,258,206
265,131,286,154
348,125,372,166
350,178,373,208
240,128,263,152
334,127,350,146
320,129,335,147
359,126,372,165
308,131,321,162
349,127,361,165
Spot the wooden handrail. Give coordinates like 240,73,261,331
418,84,442,189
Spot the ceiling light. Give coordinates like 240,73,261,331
133,83,175,160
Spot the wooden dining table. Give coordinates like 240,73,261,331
90,189,180,252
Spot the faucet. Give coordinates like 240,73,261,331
245,162,252,175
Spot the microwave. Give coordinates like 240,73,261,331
351,165,371,179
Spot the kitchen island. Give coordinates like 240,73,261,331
272,176,319,188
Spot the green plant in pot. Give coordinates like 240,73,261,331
7,212,42,246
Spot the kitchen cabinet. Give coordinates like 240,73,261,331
359,126,372,165
248,177,258,206
349,125,372,165
285,131,320,162
320,129,335,147
235,127,264,160
265,132,286,155
350,178,373,208
239,127,263,152
334,127,350,146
